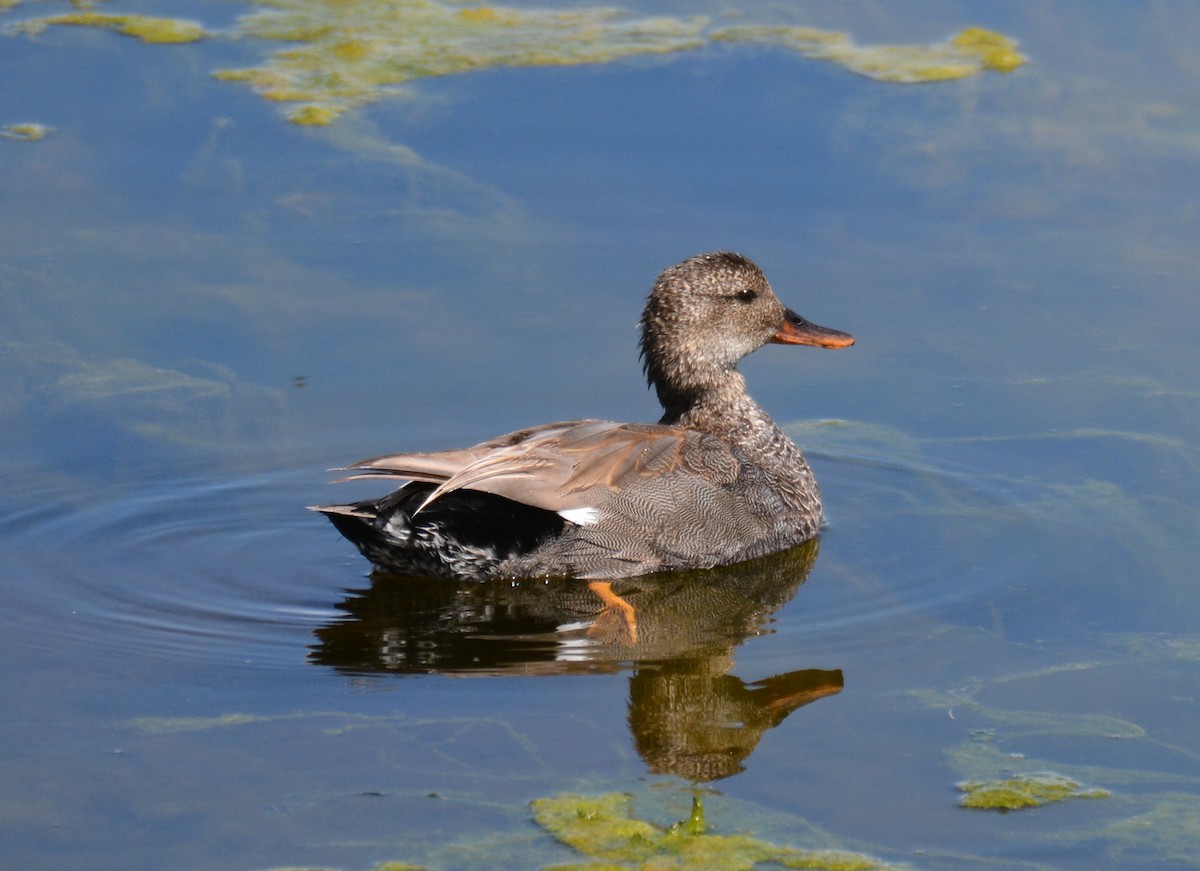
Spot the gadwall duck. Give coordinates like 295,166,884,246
315,252,853,589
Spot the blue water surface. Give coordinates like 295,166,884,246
1,1,1198,868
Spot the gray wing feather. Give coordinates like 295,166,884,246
413,420,699,516
331,420,605,484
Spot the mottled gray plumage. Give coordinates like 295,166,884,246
314,251,853,579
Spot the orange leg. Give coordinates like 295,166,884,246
587,580,638,645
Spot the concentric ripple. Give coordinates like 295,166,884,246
2,463,345,672
773,420,1080,647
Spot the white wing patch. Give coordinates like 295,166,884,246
558,506,600,526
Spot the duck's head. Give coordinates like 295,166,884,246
639,251,853,402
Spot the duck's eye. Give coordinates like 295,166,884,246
734,288,757,303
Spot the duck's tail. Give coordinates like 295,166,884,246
309,501,381,548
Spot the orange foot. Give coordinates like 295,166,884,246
587,580,638,645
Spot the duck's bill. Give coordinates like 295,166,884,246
772,309,855,348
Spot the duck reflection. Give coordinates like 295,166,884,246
311,538,842,781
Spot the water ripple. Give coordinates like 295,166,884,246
785,421,1075,647
4,467,344,672
4,427,1067,671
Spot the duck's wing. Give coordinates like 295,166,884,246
333,420,606,485
413,420,708,520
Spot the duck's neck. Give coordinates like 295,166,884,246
657,370,804,471
657,369,745,428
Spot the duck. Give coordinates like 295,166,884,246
314,251,853,594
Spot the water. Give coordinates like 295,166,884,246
2,1,1199,868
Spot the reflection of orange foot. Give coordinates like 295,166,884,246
587,581,638,645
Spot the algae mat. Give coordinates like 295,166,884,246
5,0,1025,126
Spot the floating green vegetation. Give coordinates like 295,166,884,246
129,712,278,734
2,338,287,453
263,865,424,871
911,645,1200,863
712,24,1024,83
959,773,1109,810
917,683,1147,741
2,122,52,140
216,2,1026,125
951,26,1027,73
4,1,1027,125
1087,795,1200,866
531,792,891,870
12,11,208,43
212,0,710,126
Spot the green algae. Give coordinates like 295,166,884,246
13,11,208,43
916,684,1147,741
217,5,1025,124
2,121,49,142
212,0,710,124
2,338,287,453
129,712,278,734
2,122,51,141
710,24,1025,84
119,707,904,868
117,692,1199,868
533,793,663,864
958,773,1109,810
5,0,1027,126
910,640,1200,854
531,792,890,870
1084,795,1200,865
287,103,343,126
952,26,1026,74
54,357,234,402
